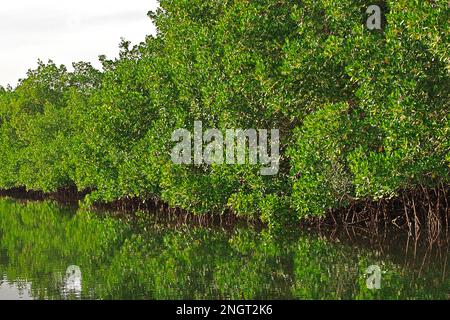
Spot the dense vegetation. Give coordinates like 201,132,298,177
1,199,449,299
0,0,448,227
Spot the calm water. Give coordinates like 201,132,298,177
0,198,449,300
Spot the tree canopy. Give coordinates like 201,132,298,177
0,0,448,226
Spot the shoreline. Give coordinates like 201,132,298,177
1,184,449,240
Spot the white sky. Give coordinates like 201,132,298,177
0,0,159,87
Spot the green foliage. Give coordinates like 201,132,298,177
289,103,353,218
0,1,448,224
0,199,449,299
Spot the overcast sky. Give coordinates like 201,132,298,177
0,0,158,87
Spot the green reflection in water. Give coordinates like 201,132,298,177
0,198,448,300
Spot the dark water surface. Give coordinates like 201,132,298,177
0,198,448,300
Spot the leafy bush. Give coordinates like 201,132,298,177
0,0,448,225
